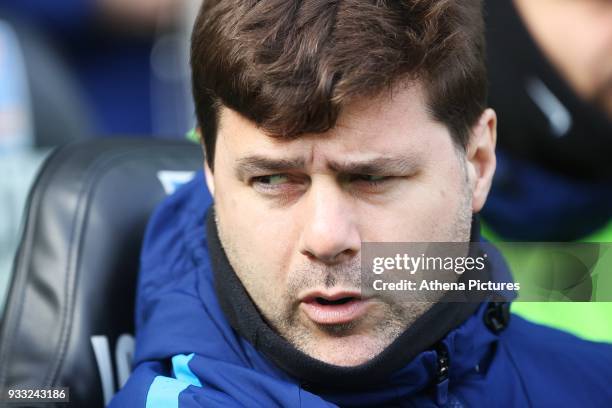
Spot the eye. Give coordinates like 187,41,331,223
250,174,307,202
352,174,390,185
252,174,290,186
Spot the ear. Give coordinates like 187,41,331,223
199,128,216,197
204,159,215,197
465,108,497,213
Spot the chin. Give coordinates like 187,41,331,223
302,335,387,367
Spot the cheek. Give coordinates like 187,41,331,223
216,185,296,281
361,170,467,242
363,196,456,241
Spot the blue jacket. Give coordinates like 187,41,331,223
482,151,612,241
110,171,612,407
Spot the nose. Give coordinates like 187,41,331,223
298,180,361,264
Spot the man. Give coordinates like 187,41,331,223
111,1,612,406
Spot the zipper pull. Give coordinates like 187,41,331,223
484,302,511,334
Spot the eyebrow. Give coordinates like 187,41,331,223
234,154,421,179
235,156,306,179
327,156,421,175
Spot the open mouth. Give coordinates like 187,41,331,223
314,296,355,306
300,292,370,325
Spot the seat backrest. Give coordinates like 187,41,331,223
0,139,203,407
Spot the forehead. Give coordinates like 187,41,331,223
215,82,452,166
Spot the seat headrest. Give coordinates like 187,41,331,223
0,139,203,407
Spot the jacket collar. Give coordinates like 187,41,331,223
204,206,509,397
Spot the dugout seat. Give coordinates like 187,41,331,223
0,139,203,407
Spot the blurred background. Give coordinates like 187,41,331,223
0,0,203,312
482,0,612,342
0,0,611,340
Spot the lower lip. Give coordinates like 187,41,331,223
300,299,371,325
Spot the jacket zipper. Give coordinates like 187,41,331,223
435,343,450,406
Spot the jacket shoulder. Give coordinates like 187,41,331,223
499,313,612,406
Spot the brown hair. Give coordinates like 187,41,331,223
191,0,487,169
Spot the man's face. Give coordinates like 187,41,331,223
208,83,483,366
